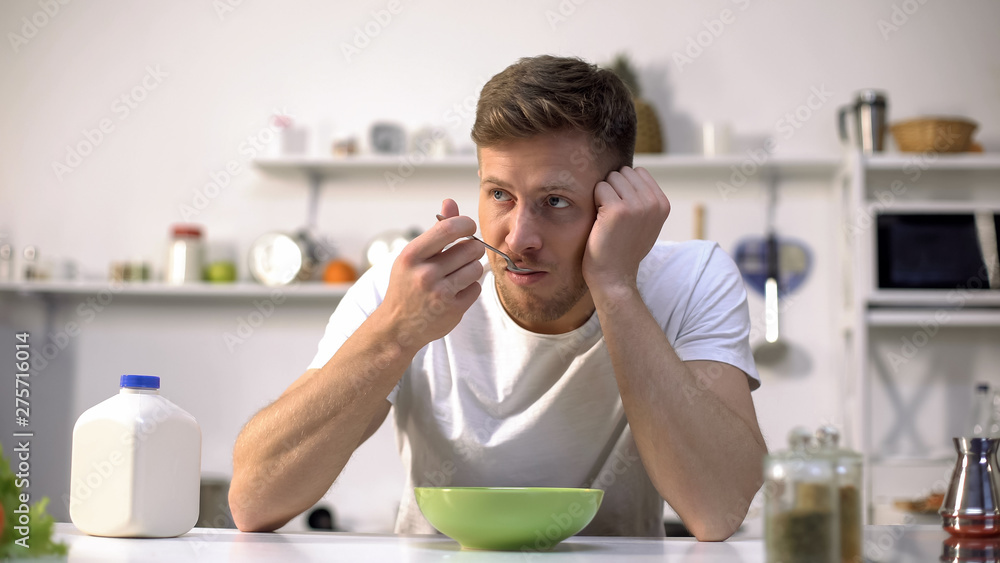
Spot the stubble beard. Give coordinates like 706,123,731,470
492,259,590,327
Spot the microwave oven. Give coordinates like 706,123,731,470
876,211,1000,290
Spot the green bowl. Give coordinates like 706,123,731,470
413,487,604,551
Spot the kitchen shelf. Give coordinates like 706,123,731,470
257,153,1000,180
841,149,1000,524
254,153,842,181
868,290,1000,308
867,308,1000,327
254,155,478,178
863,153,1000,171
868,455,956,467
864,201,1000,213
0,280,352,300
255,153,843,230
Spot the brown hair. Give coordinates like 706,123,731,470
471,55,636,173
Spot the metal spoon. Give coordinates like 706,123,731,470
435,214,536,273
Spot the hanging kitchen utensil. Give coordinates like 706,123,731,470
247,230,318,286
692,203,705,240
753,174,789,365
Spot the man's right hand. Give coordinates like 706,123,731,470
379,198,485,352
230,198,484,532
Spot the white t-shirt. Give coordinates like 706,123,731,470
308,240,760,536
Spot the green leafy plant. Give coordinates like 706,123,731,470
0,446,67,559
604,52,665,153
607,53,641,97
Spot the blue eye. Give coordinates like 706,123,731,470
492,189,511,201
547,196,569,208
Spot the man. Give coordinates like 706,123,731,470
229,55,766,541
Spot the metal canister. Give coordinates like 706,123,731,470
941,437,1000,537
837,89,888,155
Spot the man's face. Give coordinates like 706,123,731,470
477,130,607,334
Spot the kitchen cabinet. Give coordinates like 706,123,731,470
840,151,1000,524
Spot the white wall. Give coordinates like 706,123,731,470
1,0,998,533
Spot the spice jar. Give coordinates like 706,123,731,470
816,425,863,563
765,427,840,563
164,224,204,284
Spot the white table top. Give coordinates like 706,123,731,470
53,523,950,562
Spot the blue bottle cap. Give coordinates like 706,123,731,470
120,375,160,389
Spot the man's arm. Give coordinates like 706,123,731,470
583,167,766,541
596,302,765,541
229,200,485,532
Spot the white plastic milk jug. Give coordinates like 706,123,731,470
69,374,202,537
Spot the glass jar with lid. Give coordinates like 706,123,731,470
815,425,863,563
165,224,203,284
764,426,840,563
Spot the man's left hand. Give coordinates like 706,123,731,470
583,166,670,297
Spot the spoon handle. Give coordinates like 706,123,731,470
435,214,499,256
435,214,533,273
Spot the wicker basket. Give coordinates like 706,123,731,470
890,117,978,153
